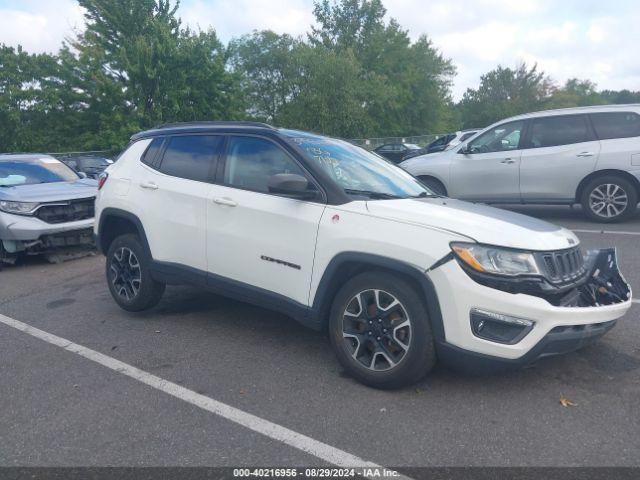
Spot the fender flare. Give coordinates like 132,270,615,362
310,252,445,341
97,208,152,257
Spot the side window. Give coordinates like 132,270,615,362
459,131,476,142
590,112,640,140
223,136,306,194
141,137,164,167
528,115,591,148
466,121,524,154
159,135,222,182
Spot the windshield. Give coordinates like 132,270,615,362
0,158,79,186
283,131,433,199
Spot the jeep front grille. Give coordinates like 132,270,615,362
537,247,586,285
35,198,95,224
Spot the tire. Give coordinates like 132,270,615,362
106,234,165,311
581,175,638,223
418,176,447,196
329,271,436,389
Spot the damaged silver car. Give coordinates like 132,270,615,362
0,154,97,264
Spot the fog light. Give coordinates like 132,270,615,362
470,308,534,345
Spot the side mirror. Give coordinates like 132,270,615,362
458,145,471,155
268,173,318,200
78,171,88,179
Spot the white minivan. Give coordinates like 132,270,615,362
400,105,640,222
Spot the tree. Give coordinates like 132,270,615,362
228,0,457,137
545,78,605,109
458,63,554,128
228,31,303,123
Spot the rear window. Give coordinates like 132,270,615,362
590,112,640,140
528,115,591,148
159,135,223,182
0,157,79,186
141,137,164,167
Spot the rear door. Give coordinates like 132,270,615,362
139,134,223,272
590,111,640,170
206,135,325,305
449,120,524,201
519,114,600,202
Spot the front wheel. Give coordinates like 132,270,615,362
329,272,436,389
581,175,638,223
106,234,165,311
418,176,447,196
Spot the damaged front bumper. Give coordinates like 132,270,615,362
427,248,633,368
0,211,95,263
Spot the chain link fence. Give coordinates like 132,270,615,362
46,149,119,160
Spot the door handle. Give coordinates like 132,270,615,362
213,197,237,207
576,152,595,157
501,158,516,164
139,181,158,190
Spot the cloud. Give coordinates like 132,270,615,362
0,0,84,53
0,0,639,100
180,0,314,41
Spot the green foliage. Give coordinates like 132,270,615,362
1,0,241,152
231,0,456,138
458,64,638,129
1,0,638,152
458,63,554,128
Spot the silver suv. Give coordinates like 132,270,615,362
400,105,640,222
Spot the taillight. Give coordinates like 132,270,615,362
98,172,108,190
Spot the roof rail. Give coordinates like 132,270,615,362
155,121,275,130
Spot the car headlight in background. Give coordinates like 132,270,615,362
451,242,540,277
0,201,40,215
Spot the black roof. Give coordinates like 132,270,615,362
131,121,276,141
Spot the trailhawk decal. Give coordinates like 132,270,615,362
260,255,301,270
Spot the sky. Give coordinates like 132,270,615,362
0,0,639,99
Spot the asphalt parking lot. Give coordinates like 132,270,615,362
1,205,639,470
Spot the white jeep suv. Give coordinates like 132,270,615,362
400,105,640,222
95,122,632,388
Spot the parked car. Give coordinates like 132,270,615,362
61,156,113,179
373,142,422,163
401,130,480,161
0,154,97,263
95,121,631,389
400,105,640,222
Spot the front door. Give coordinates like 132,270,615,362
206,135,325,306
449,120,524,202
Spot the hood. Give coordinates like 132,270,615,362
366,197,579,251
0,179,98,203
399,149,451,170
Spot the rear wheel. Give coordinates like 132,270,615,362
418,176,447,196
581,175,638,223
329,271,436,389
106,234,165,311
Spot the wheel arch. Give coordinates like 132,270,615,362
416,175,448,196
575,169,640,203
97,208,152,258
310,252,445,341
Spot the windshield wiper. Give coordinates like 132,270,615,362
344,189,402,200
412,191,439,198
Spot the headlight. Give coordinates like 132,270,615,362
451,242,540,277
0,200,40,215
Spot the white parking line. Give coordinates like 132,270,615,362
633,299,640,305
0,313,399,475
572,229,640,236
